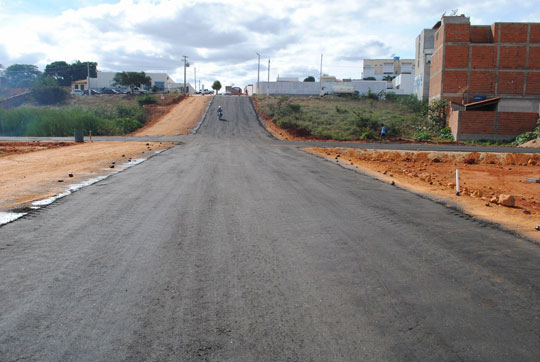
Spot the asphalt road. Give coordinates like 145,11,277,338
1,96,540,361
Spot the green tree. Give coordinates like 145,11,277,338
70,61,97,81
4,64,42,88
44,61,72,86
303,76,315,82
212,80,222,94
113,71,151,93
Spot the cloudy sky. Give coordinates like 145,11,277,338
0,0,538,89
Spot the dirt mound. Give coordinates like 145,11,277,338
519,138,540,148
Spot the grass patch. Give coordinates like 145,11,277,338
0,104,148,137
255,94,431,141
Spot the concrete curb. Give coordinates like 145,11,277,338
248,96,276,139
193,96,215,134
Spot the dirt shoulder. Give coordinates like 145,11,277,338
307,147,540,242
0,141,172,211
132,96,210,136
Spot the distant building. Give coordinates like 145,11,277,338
71,71,195,93
254,75,386,96
429,15,540,140
362,57,415,81
414,28,436,101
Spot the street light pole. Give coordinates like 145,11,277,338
183,55,189,94
267,59,270,96
256,52,260,94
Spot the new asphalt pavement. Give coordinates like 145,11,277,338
1,96,539,361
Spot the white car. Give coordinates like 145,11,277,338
71,89,84,95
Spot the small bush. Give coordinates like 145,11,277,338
287,103,301,112
439,127,454,141
114,117,142,134
413,131,432,142
137,94,158,106
115,104,147,123
513,118,540,145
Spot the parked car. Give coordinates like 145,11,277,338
71,89,84,95
127,87,149,94
100,88,120,94
83,89,101,95
224,92,231,95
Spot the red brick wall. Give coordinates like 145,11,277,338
445,23,470,42
443,70,468,93
530,24,540,43
528,47,540,69
499,46,527,69
526,72,540,95
429,70,442,99
471,26,492,43
497,112,539,135
459,111,496,134
448,108,460,132
444,45,469,68
471,45,496,68
469,71,496,93
498,72,524,94
498,23,528,43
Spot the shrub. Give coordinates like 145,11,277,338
137,94,158,106
114,117,142,134
115,104,147,123
513,118,540,145
427,99,448,131
287,103,301,112
439,127,454,141
413,131,432,142
31,84,67,105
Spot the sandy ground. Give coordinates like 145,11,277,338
520,138,540,148
0,94,209,211
307,147,540,242
131,96,210,136
0,141,172,210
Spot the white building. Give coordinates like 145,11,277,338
362,57,415,81
391,74,415,95
72,71,195,93
253,75,387,96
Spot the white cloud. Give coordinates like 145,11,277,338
0,0,535,87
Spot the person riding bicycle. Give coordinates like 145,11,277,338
218,106,223,119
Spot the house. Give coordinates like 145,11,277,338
429,15,540,140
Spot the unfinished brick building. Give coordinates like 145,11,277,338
429,16,540,140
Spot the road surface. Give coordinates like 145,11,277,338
1,96,540,361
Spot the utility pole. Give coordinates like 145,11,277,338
194,67,196,93
256,52,260,94
183,55,189,94
199,80,201,92
267,59,270,96
320,54,323,91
